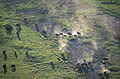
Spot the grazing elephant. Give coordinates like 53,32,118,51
50,62,55,69
42,30,47,38
24,18,28,25
5,24,13,34
2,50,6,55
26,51,29,58
14,51,18,59
3,64,7,74
4,54,7,61
11,64,16,72
16,23,22,33
35,24,40,32
16,32,21,40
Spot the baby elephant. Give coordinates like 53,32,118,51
14,51,18,59
50,62,55,69
26,51,29,58
4,54,7,61
11,64,16,72
2,50,6,55
5,24,13,34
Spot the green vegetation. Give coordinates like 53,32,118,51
75,8,97,15
81,39,91,44
95,0,120,18
104,40,120,79
98,0,120,72
0,0,120,79
16,3,38,10
0,21,78,79
67,35,76,41
0,1,78,79
108,66,120,72
108,72,120,79
54,18,77,29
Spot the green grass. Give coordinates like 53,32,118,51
103,40,120,78
1,0,120,79
0,21,78,79
81,39,91,44
0,1,78,79
95,0,120,18
108,72,120,79
16,2,38,10
75,8,98,15
100,0,120,67
67,35,76,41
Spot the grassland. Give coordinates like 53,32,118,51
95,0,120,18
0,0,120,79
0,0,78,79
94,0,120,79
